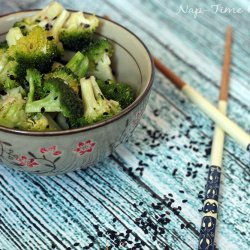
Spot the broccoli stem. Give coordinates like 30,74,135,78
66,51,89,78
80,77,98,117
25,91,62,113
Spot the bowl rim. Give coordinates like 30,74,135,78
0,9,154,137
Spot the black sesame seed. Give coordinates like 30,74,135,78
179,190,185,193
51,243,57,249
180,224,185,229
84,24,90,28
182,199,188,203
172,169,177,176
73,242,80,246
9,75,15,80
47,36,54,40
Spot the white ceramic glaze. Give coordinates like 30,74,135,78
0,11,154,175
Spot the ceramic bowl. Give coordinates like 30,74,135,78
0,10,154,175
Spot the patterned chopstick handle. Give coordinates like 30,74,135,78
198,165,221,250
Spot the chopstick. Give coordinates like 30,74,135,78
103,15,250,150
153,58,250,151
198,26,232,250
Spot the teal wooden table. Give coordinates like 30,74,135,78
0,0,249,249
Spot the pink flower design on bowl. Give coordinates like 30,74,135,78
40,145,62,156
16,156,39,168
74,140,96,155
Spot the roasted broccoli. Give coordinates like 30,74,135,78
79,76,121,125
0,87,27,129
0,86,58,131
0,49,20,90
59,11,99,51
19,1,69,40
66,51,89,79
97,79,135,109
84,39,115,81
45,66,79,93
8,26,63,76
25,76,84,120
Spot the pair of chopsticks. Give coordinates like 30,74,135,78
104,15,249,248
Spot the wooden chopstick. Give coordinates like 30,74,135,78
198,26,232,250
153,56,250,151
103,15,250,150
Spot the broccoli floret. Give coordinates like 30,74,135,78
0,87,27,128
79,76,121,125
8,26,62,75
45,66,79,93
0,60,20,90
0,77,60,131
97,79,135,109
84,39,115,81
0,49,20,90
26,113,61,131
25,77,84,120
59,11,99,51
66,51,89,79
6,27,24,47
22,1,69,40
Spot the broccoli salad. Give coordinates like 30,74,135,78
0,1,135,131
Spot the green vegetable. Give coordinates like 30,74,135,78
45,66,80,93
21,1,69,40
25,76,84,120
59,12,99,51
84,39,115,81
0,49,20,90
79,76,121,125
66,51,89,79
0,86,58,131
8,26,63,76
97,79,135,109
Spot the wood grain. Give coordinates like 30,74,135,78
0,0,249,250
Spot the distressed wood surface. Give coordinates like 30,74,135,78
0,0,249,249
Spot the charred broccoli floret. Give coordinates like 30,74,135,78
84,39,115,81
59,12,99,51
45,66,79,93
66,51,89,79
79,76,121,125
25,76,84,120
97,79,135,109
8,26,63,76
